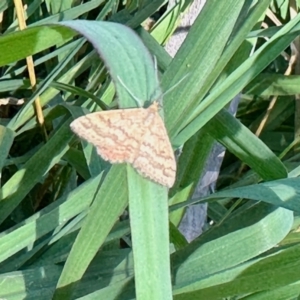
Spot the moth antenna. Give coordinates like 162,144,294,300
151,55,189,103
117,76,142,107
162,73,190,97
153,56,159,85
149,56,164,106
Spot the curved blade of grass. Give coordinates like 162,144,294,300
59,20,161,108
51,81,108,110
172,204,293,293
204,109,287,180
207,178,300,212
172,177,300,213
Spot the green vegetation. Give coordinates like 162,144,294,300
0,0,299,299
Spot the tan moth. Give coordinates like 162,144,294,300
70,101,176,188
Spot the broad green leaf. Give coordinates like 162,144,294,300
166,0,272,224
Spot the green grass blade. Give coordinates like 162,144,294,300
162,0,246,137
205,109,287,180
169,131,214,225
207,178,300,212
240,281,300,300
172,204,293,294
8,40,85,130
128,166,172,300
175,13,300,145
0,265,62,299
53,165,128,299
0,174,102,264
244,73,300,96
174,243,300,299
0,25,75,67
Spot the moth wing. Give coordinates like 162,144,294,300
70,108,148,163
132,110,176,188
